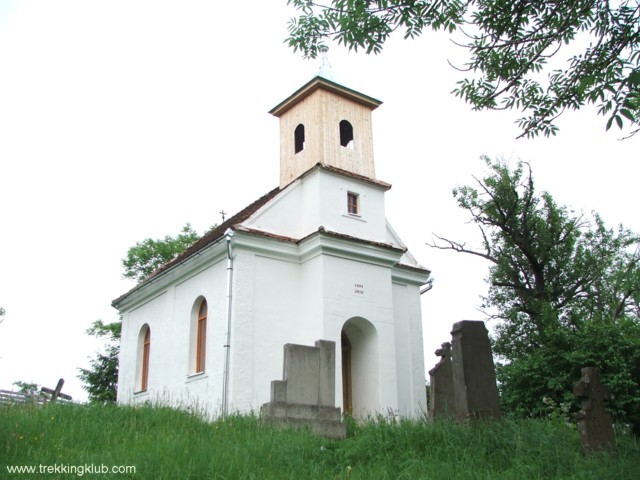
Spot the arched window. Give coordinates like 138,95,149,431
294,124,305,154
339,120,354,149
139,325,151,391
196,299,207,373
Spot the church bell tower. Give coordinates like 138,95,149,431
270,75,382,188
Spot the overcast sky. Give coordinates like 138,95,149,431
0,1,638,401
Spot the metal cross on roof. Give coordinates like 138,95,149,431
317,45,334,81
220,210,227,222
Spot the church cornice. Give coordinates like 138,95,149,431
297,227,404,267
391,263,432,286
233,226,407,269
235,225,404,256
269,75,382,118
303,163,391,191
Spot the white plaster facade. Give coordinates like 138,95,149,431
113,76,431,419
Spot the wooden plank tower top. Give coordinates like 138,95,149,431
270,76,382,188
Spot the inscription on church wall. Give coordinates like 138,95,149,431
354,283,365,295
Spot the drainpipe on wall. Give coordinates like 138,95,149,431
221,229,234,419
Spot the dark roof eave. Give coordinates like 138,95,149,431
300,226,406,253
111,186,281,309
235,225,404,253
269,76,382,117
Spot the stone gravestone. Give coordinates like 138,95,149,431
450,321,501,421
261,340,346,439
428,342,457,419
573,367,617,455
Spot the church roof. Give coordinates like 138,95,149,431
155,187,282,273
111,186,281,307
269,75,382,117
148,163,390,278
303,162,391,190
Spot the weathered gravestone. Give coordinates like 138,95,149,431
450,321,501,421
428,342,457,419
573,367,617,455
261,340,346,439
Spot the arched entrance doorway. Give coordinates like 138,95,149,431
341,318,379,418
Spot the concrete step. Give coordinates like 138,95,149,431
261,402,342,422
262,415,346,439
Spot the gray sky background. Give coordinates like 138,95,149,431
0,1,638,400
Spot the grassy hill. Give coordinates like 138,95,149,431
2,402,638,479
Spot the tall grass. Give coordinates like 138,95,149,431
1,402,638,479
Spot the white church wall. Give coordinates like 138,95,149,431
117,254,232,415
119,289,172,404
374,319,401,416
116,228,427,419
392,273,428,417
243,181,307,238
392,282,416,416
250,254,302,410
226,241,326,412
171,260,227,413
226,247,256,413
406,282,427,415
297,253,325,342
242,168,388,245
225,238,312,413
117,311,135,404
320,253,400,416
317,170,387,244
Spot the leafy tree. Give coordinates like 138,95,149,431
79,224,202,402
13,381,40,395
122,223,200,283
287,1,640,138
78,320,121,403
430,157,640,432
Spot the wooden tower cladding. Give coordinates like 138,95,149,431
270,76,382,188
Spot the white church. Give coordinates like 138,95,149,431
113,71,431,419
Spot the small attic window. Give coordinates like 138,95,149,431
294,124,305,154
347,192,359,215
339,120,354,149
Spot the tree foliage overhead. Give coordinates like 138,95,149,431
287,0,640,138
122,223,200,283
430,157,640,431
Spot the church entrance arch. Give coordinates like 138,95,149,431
341,318,379,418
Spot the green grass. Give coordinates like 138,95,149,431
1,403,638,479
